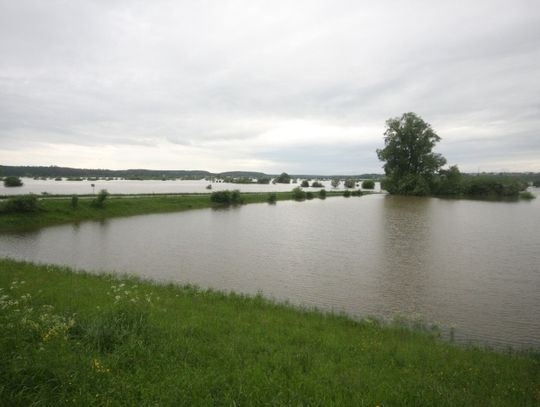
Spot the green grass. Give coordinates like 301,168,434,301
0,258,538,406
0,190,347,232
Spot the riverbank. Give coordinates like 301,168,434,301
0,259,538,405
0,190,348,232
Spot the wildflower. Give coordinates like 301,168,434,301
92,358,110,373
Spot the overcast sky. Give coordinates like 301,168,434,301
1,0,539,174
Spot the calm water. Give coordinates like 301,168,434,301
0,178,381,195
1,193,539,349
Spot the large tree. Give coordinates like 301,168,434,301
377,112,446,195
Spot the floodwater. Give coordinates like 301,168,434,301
0,193,539,349
0,178,381,195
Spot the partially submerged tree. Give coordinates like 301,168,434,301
377,112,446,195
344,179,356,189
274,173,291,184
3,176,23,187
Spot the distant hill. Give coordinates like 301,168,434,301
0,165,212,179
218,171,268,178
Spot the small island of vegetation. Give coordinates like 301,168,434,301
377,113,534,199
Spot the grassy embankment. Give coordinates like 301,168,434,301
0,190,346,232
0,259,538,405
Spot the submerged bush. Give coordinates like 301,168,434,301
361,180,375,189
1,195,39,213
300,180,310,188
71,195,79,209
292,187,306,201
3,176,23,187
344,179,356,189
267,192,277,204
210,189,243,205
318,189,327,199
462,176,527,198
91,189,109,208
311,181,324,188
520,191,536,200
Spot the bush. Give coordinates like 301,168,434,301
300,180,310,188
318,189,327,199
344,179,356,188
292,187,306,201
2,195,39,213
351,190,363,196
3,176,23,187
206,184,212,190
343,190,351,197
306,191,314,200
274,173,291,184
71,195,79,209
91,189,109,208
210,190,243,205
267,192,277,204
361,180,375,189
520,191,536,200
257,177,271,184
311,181,324,188
462,176,527,198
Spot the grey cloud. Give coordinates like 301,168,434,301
0,0,539,172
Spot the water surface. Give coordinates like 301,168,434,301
1,193,539,349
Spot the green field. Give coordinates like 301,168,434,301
0,190,346,232
0,259,538,406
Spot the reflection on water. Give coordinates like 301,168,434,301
0,194,539,349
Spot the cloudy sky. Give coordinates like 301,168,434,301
1,0,539,174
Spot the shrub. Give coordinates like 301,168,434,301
292,187,306,201
91,189,109,208
3,176,23,187
206,184,212,190
344,179,356,188
257,177,271,184
361,180,375,189
210,190,243,205
300,180,310,188
267,192,277,204
462,176,527,198
351,189,363,196
274,173,291,184
318,189,327,199
343,190,351,197
311,181,324,188
306,191,314,200
71,195,79,209
2,195,39,213
520,191,536,200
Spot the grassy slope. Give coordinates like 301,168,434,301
0,191,344,232
0,259,538,406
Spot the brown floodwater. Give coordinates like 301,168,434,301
0,193,539,349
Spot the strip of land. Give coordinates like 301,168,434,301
0,258,538,405
0,190,350,232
